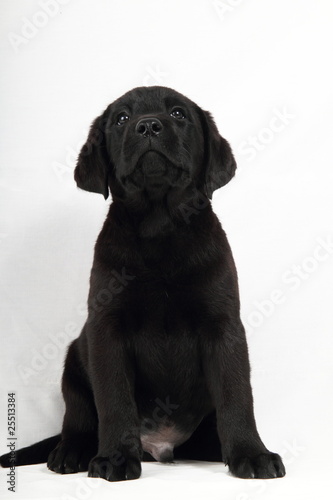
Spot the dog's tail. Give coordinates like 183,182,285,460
0,434,61,467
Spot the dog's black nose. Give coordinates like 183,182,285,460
136,118,163,137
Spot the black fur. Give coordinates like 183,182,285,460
0,86,285,481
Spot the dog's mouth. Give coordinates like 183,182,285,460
118,147,193,197
137,150,171,178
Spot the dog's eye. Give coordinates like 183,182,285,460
116,113,130,126
170,108,186,120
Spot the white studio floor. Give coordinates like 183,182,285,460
1,456,332,500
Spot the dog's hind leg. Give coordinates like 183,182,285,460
47,334,98,474
173,412,222,462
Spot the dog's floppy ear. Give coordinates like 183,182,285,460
198,108,237,199
74,110,111,199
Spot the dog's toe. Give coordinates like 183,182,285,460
229,452,285,479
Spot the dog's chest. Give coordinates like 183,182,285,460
125,272,207,333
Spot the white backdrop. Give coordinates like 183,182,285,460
1,1,332,499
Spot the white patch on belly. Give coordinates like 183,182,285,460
140,425,190,462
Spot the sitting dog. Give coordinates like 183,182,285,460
0,86,285,481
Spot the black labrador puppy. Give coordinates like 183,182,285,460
0,86,285,481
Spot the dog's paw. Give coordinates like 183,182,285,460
229,452,285,479
88,453,142,481
47,437,97,474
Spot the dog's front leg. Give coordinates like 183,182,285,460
202,319,285,479
87,326,142,481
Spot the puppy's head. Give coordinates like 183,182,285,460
74,86,236,201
